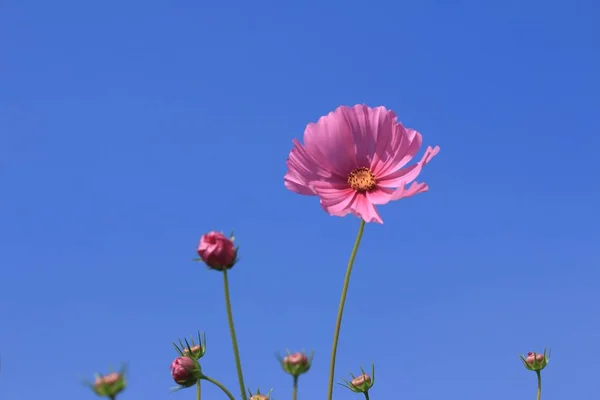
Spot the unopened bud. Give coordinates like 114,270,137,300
279,350,313,377
170,356,202,387
248,388,272,400
520,349,550,372
196,231,237,271
92,371,126,398
173,331,207,360
340,365,375,394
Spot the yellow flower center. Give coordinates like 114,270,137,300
347,167,376,192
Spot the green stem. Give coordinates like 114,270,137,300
364,391,371,400
326,219,366,400
536,370,542,400
196,379,201,400
223,269,248,400
292,375,299,400
202,375,236,400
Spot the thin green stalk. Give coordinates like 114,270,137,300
292,375,299,400
326,219,366,400
364,391,371,400
536,370,542,400
196,379,201,400
223,269,248,400
202,375,236,400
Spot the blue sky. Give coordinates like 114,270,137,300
1,0,599,399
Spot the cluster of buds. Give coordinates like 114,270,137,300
248,388,273,400
169,331,207,389
278,350,313,378
340,365,375,396
89,368,127,399
520,349,550,372
195,231,238,271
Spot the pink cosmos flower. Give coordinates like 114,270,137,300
284,105,439,223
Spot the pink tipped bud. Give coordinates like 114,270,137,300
341,365,375,394
92,372,126,398
182,343,206,360
280,351,312,376
170,356,201,387
197,232,237,270
248,388,272,400
520,349,550,372
284,352,308,366
351,373,371,387
95,372,120,387
526,352,544,364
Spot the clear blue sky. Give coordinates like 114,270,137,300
1,1,599,399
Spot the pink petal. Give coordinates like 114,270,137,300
350,194,384,224
312,181,357,216
377,145,440,188
366,187,394,205
372,126,422,178
340,105,392,166
284,139,343,195
390,181,429,200
303,109,359,177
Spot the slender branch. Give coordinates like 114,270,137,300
202,375,236,400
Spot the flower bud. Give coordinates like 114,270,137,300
248,388,272,400
279,350,313,377
92,372,126,398
173,331,207,360
196,231,237,270
340,364,375,394
170,356,202,387
183,344,205,359
520,349,550,372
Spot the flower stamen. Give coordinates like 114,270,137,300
347,167,377,192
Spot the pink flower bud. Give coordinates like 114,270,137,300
520,349,550,372
92,371,126,398
525,352,544,364
197,232,237,270
284,352,308,366
248,388,272,400
279,350,312,376
351,373,371,387
170,356,201,387
95,372,120,387
341,365,375,394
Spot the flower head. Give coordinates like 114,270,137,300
279,350,313,377
91,371,126,398
520,349,550,372
196,231,237,270
339,364,375,394
248,388,273,400
173,331,207,360
170,356,202,387
284,105,439,223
